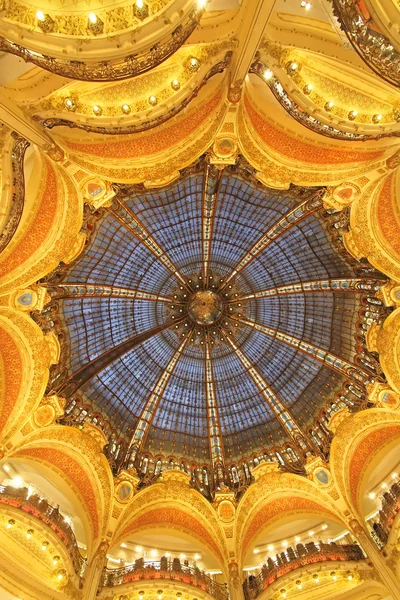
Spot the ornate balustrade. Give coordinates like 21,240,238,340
371,480,400,545
0,484,85,576
330,0,400,87
103,559,228,600
242,543,364,599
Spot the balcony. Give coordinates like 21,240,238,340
0,484,85,576
371,480,400,546
243,542,364,599
103,558,228,600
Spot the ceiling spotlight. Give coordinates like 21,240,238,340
187,57,200,72
313,574,320,583
57,569,65,580
134,0,149,19
295,536,301,542
286,61,298,73
392,472,398,479
264,69,273,80
42,541,49,551
88,13,104,34
149,95,158,106
13,476,23,487
36,11,55,31
348,110,358,120
308,530,315,536
194,554,201,560
26,529,34,539
347,572,353,581
139,591,145,600
197,0,207,7
372,113,382,123
253,548,259,554
324,101,334,111
64,97,76,111
322,524,328,530
122,104,131,114
331,571,337,580
53,555,60,565
369,492,376,499
280,590,286,599
7,519,15,529
93,105,102,116
171,79,181,91
296,580,302,590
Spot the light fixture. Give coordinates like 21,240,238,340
3,464,10,472
26,529,34,539
13,476,23,487
324,101,334,111
372,114,382,123
348,110,358,120
392,472,398,479
286,61,298,73
313,573,320,583
308,530,315,536
88,13,104,34
305,2,311,9
197,0,207,7
171,79,181,90
296,580,302,590
139,591,145,600
93,105,102,116
64,97,75,111
42,541,49,551
264,69,273,80
303,83,313,94
135,546,143,552
165,552,171,557
295,536,301,542
122,104,131,114
267,544,274,551
7,519,15,529
180,553,186,559
322,524,328,530
151,549,157,557
369,492,376,499
134,0,149,19
149,95,158,106
194,554,201,560
253,549,259,554
282,540,288,547
331,571,337,580
280,590,286,599
187,57,200,72
53,555,60,566
36,11,55,31
121,543,127,548
157,590,163,600
347,572,353,581
381,482,387,489
57,570,65,580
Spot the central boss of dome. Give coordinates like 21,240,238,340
187,290,223,325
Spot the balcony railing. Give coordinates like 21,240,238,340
243,543,364,599
371,481,400,546
103,558,228,600
0,484,85,576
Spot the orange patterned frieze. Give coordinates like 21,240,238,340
64,90,223,160
13,447,100,539
349,425,400,508
118,508,223,561
243,94,385,166
0,328,23,437
243,497,337,553
376,172,400,258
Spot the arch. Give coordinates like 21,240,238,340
0,147,82,295
375,308,400,394
235,466,344,566
0,307,51,444
112,474,228,569
330,409,400,513
7,424,114,556
349,170,400,281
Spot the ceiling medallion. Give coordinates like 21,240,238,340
168,272,246,346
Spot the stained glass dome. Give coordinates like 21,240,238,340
44,158,385,487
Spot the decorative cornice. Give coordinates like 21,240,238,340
0,6,203,82
250,60,400,141
38,53,233,134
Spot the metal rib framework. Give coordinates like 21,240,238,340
52,163,381,474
